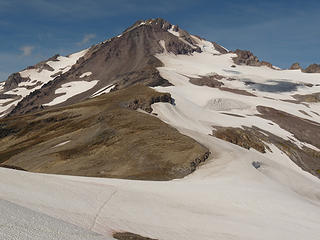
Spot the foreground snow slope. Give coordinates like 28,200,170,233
1,129,320,240
0,199,109,240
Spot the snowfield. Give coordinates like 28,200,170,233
0,130,320,240
154,39,320,148
0,199,109,240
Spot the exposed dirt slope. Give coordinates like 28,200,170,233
0,85,210,180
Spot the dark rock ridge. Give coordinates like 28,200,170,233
232,49,273,68
190,151,211,173
0,94,18,99
8,18,213,117
303,64,320,73
3,73,30,91
113,232,157,240
213,42,228,54
25,55,60,72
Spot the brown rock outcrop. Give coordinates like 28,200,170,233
289,62,302,70
213,126,268,153
303,64,320,73
232,49,273,68
189,75,224,88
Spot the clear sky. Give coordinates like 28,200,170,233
0,0,319,82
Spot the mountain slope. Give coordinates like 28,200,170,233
0,85,209,180
1,18,320,179
152,44,320,178
5,18,226,117
0,50,88,117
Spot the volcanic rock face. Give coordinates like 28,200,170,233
3,73,30,91
6,18,206,117
303,64,320,73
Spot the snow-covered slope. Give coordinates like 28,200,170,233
153,46,320,137
0,130,319,240
0,199,109,240
152,39,320,177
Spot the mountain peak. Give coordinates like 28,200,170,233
122,18,175,34
1,18,228,117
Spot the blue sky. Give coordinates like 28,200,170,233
0,0,319,81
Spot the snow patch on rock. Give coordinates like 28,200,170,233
45,80,98,106
90,84,115,98
80,72,92,78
